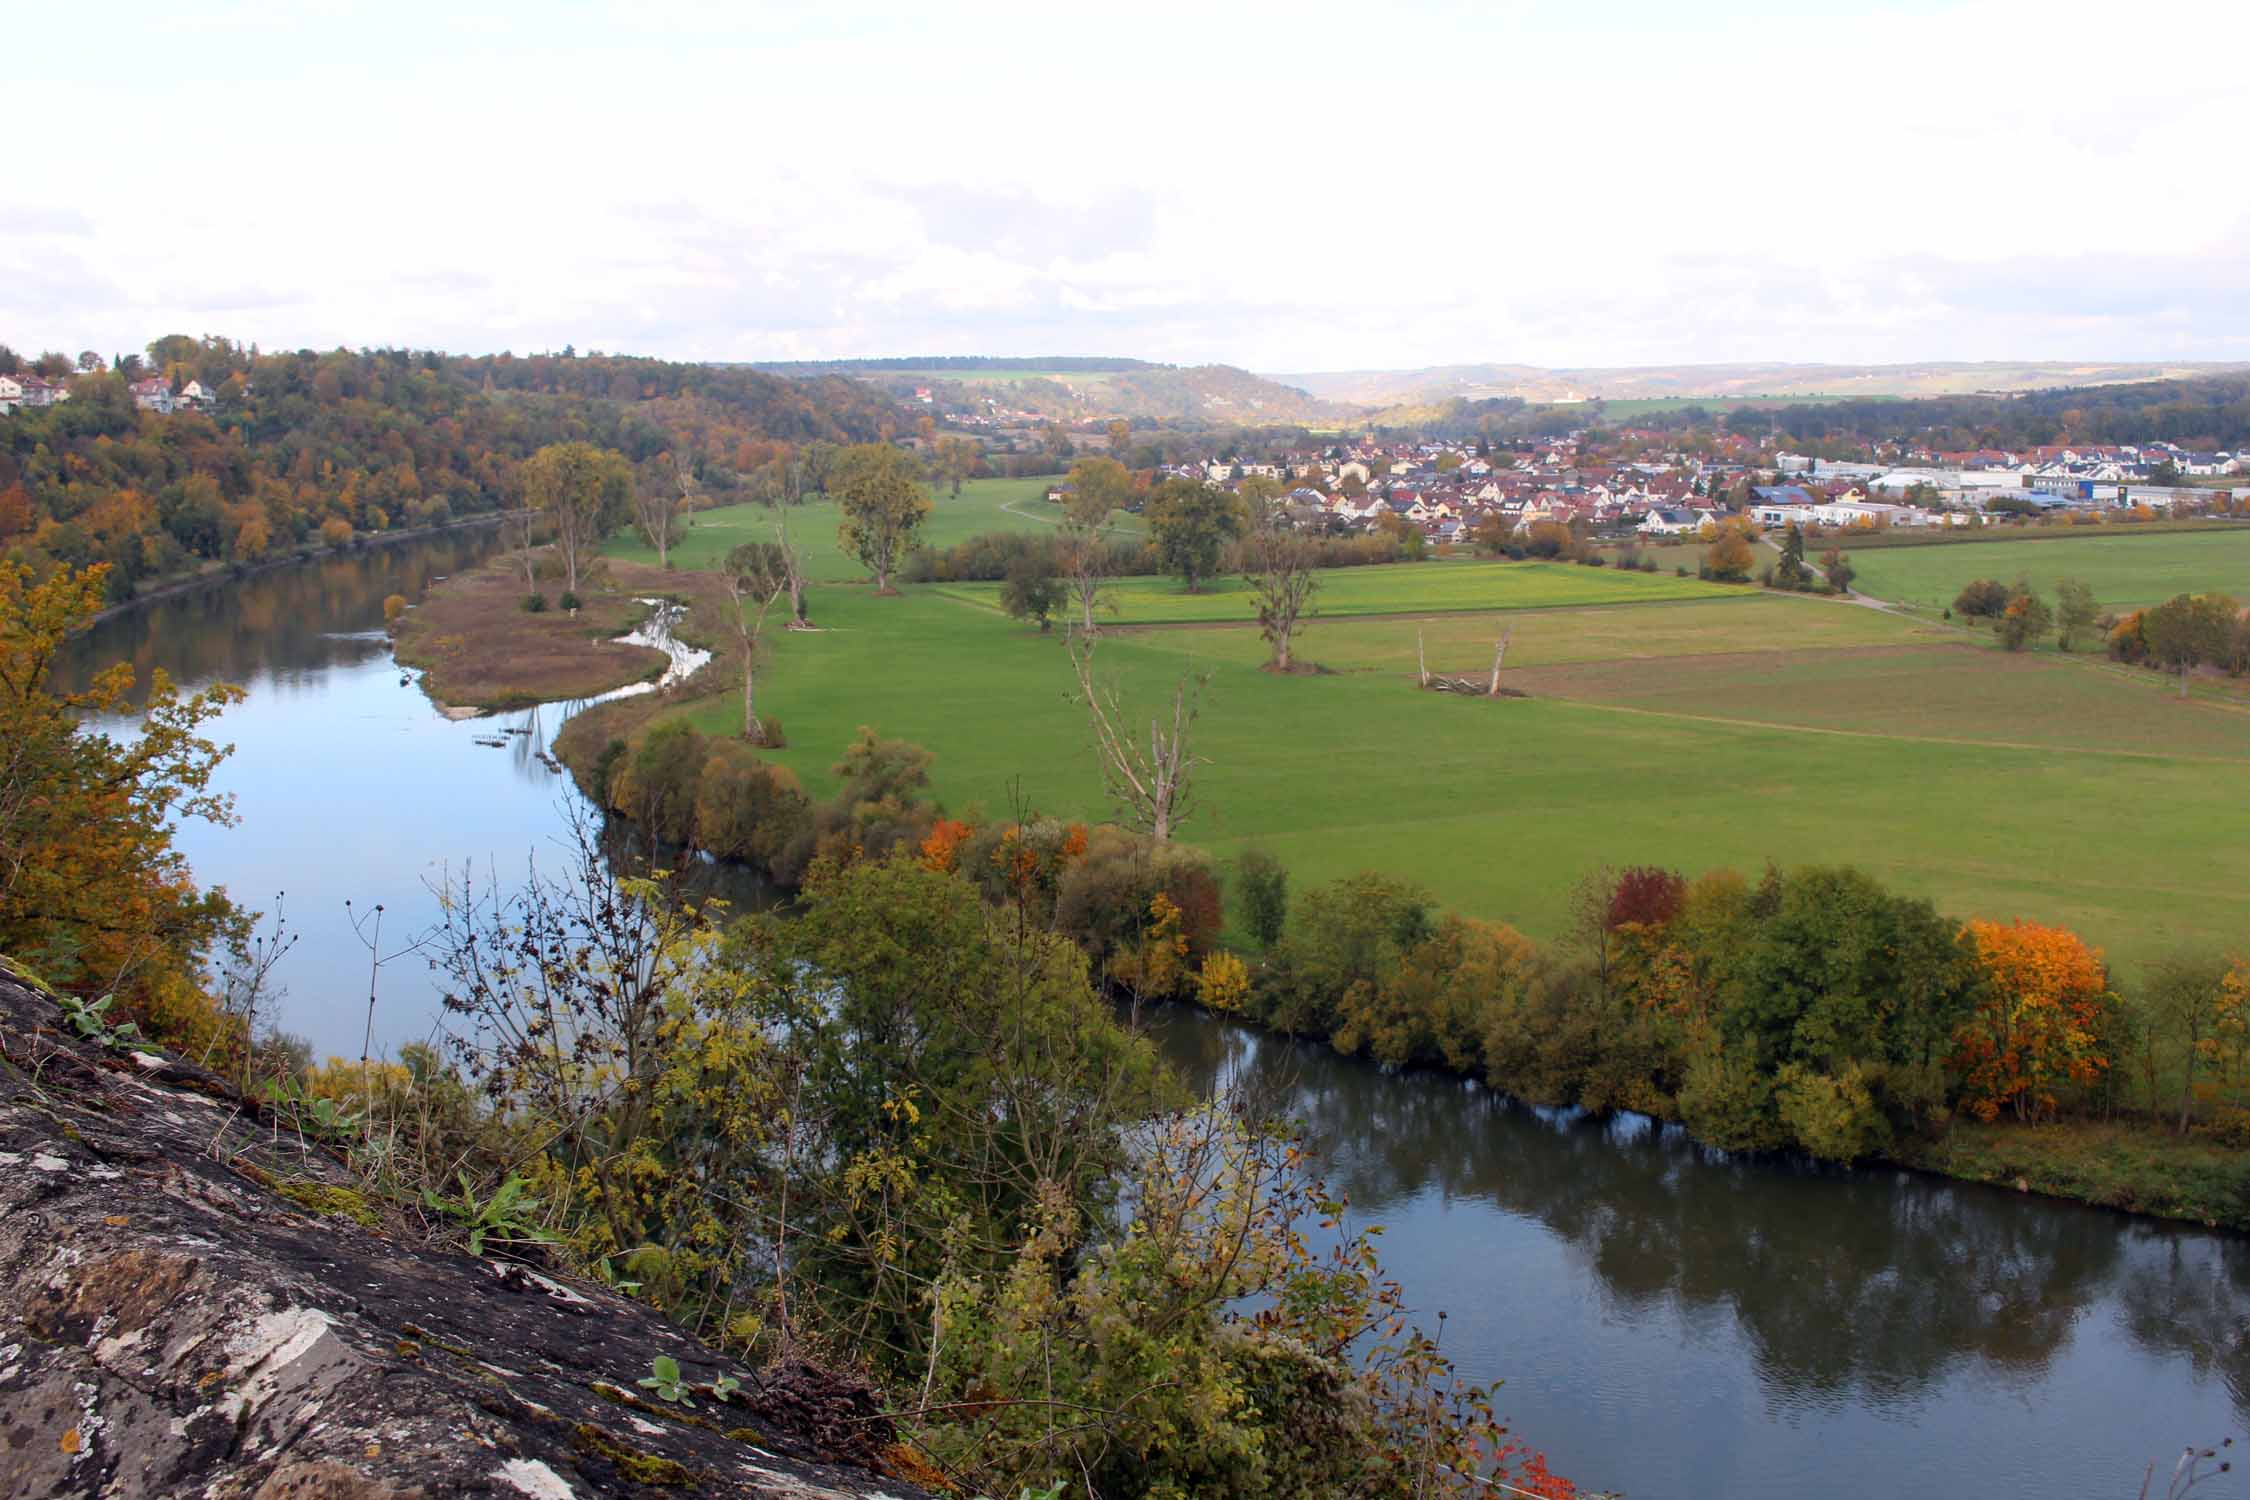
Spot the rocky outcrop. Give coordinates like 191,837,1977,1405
0,971,933,1499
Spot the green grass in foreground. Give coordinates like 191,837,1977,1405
660,575,2250,974
1845,527,2250,614
1510,640,2250,761
938,560,1730,623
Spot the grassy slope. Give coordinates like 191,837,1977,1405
1844,527,2250,614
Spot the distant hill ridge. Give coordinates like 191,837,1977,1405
750,358,1356,426
746,356,1156,375
1269,360,2250,408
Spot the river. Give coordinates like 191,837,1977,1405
59,532,2250,1498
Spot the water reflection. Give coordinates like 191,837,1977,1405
61,527,506,700
50,528,769,1062
1143,1004,2247,1498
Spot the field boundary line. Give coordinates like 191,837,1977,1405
1547,697,2250,765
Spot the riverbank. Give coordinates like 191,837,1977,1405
1901,1117,2250,1228
90,512,513,624
394,552,737,712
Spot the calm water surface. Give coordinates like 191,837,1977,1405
63,536,2250,1499
61,530,752,1060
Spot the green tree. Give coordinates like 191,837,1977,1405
1820,548,1855,593
519,441,630,596
1244,513,1317,671
733,853,1169,1356
1145,478,1243,594
1775,522,1810,588
1062,456,1135,528
999,551,1060,632
2142,953,2230,1133
2054,577,2100,651
1235,848,1288,950
1954,578,2010,618
2141,592,2238,697
832,443,931,594
1996,585,2053,651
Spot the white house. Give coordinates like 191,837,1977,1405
0,375,21,415
1637,507,1702,537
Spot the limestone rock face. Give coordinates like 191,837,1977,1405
0,972,930,1499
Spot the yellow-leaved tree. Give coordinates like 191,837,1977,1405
0,561,246,1052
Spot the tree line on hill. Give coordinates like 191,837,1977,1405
1613,375,2250,452
0,336,897,600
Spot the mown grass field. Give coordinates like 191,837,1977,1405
937,560,1728,623
639,529,2250,973
1844,527,2250,613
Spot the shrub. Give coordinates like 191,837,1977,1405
1678,1044,1787,1153
1954,578,2010,618
558,590,582,612
1776,1063,1891,1162
1054,828,1222,984
382,593,408,626
1235,848,1288,950
2204,1107,2250,1150
521,592,548,613
693,742,810,867
605,720,706,846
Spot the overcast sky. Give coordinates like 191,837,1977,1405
7,0,2246,372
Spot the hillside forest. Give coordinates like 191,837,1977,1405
0,337,898,600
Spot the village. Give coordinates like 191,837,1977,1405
1044,427,2250,546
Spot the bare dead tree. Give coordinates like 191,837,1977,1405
1058,515,1109,635
775,507,814,630
1244,521,1318,673
631,454,690,569
219,892,298,1091
1067,627,1206,842
1488,627,1513,695
722,541,791,744
505,506,540,593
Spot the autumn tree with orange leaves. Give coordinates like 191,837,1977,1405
1953,919,2118,1122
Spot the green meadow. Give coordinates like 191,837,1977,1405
1844,527,2250,614
937,560,1727,624
603,478,1140,578
616,478,2250,973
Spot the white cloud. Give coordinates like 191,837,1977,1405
4,0,2246,369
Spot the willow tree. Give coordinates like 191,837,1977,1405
833,443,930,594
